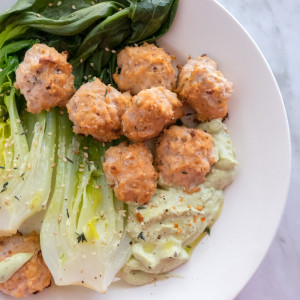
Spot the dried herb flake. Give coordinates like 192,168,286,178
76,232,87,243
204,226,211,236
137,231,145,241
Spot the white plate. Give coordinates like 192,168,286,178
0,0,291,299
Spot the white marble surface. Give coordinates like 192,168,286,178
215,0,300,299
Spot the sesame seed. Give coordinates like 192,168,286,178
8,152,12,155
83,152,88,158
79,164,84,168
8,174,13,178
84,76,88,80
72,5,76,10
79,168,84,172
47,132,52,136
111,50,116,53
36,13,41,17
80,58,83,63
52,163,56,168
13,163,17,168
57,1,62,6
83,146,88,150
95,185,100,189
27,163,31,169
0,69,3,72
59,110,64,115
88,74,92,78
119,7,122,10
91,1,95,5
49,3,53,7
90,62,94,67
134,43,138,47
105,47,110,52
6,169,12,173
63,157,67,162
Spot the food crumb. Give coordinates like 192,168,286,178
57,1,62,6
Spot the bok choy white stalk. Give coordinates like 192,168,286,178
0,87,56,236
40,112,131,293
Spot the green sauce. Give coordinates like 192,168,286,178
0,252,33,283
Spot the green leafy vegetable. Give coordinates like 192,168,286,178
0,0,178,87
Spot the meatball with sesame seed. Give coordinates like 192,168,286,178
103,142,158,205
15,44,75,114
155,125,215,193
0,231,52,298
67,78,131,142
176,55,233,122
113,43,177,95
122,86,183,142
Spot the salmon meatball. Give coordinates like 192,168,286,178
122,87,183,142
113,43,177,95
67,78,131,142
15,44,75,114
155,126,215,193
0,232,52,298
176,55,233,122
103,142,158,205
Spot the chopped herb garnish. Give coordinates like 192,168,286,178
20,132,25,135
0,166,4,169
186,245,191,249
14,196,20,201
104,89,108,97
20,172,25,181
182,171,188,174
66,157,73,163
137,206,146,210
137,231,145,241
204,226,211,236
75,232,87,243
66,209,69,218
1,182,8,193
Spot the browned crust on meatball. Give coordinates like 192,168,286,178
122,86,183,142
103,142,158,204
15,44,75,114
176,55,233,122
155,126,215,193
113,43,177,95
0,231,52,298
67,78,131,142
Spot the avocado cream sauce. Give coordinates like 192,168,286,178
121,119,237,285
